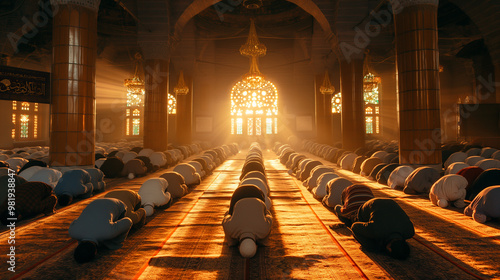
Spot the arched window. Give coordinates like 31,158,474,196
12,101,39,141
168,93,177,114
363,73,381,134
230,75,278,135
331,92,342,114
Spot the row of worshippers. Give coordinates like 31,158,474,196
0,142,233,225
274,143,415,260
288,139,500,224
223,143,272,258
68,143,239,263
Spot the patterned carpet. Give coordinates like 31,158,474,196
1,151,499,279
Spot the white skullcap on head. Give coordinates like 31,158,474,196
144,205,154,216
239,238,257,258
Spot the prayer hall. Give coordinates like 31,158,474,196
1,0,500,279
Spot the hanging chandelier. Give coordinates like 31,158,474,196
124,53,145,107
174,70,189,95
320,70,335,95
243,0,263,9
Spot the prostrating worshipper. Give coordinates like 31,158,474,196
299,160,322,181
360,157,383,177
54,169,94,206
68,198,133,263
99,157,124,178
18,159,48,174
467,168,500,200
159,171,188,198
104,190,146,229
28,167,62,189
173,163,201,186
222,195,272,258
403,166,441,195
84,168,106,193
429,174,468,208
352,156,368,174
376,163,399,185
304,165,334,190
121,158,148,179
240,161,266,181
0,181,57,225
464,186,500,224
388,166,414,190
334,184,375,227
312,172,339,199
445,162,469,175
138,178,172,216
456,166,483,192
351,198,414,259
322,177,352,208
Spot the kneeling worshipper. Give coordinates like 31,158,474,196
54,169,94,206
351,198,415,260
138,178,172,216
121,158,148,179
222,185,272,258
159,171,188,198
69,198,133,263
0,181,57,224
334,184,375,227
464,186,500,224
104,190,146,229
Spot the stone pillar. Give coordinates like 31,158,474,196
176,75,192,145
143,59,169,151
393,0,441,167
315,74,325,143
323,91,333,144
340,58,365,151
49,0,100,167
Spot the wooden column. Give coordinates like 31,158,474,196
50,0,100,167
176,75,192,145
143,59,169,151
394,0,441,167
340,58,365,151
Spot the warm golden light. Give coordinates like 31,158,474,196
231,20,278,136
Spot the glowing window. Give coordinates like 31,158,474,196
12,101,38,141
231,119,235,134
168,93,177,114
34,115,38,138
132,118,140,136
126,119,130,136
331,92,341,114
274,117,278,134
236,118,243,135
248,118,254,135
126,109,130,117
230,75,278,135
133,109,140,117
20,114,29,138
364,73,381,134
366,116,373,134
266,118,273,134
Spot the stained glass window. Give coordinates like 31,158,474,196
366,116,373,134
12,101,38,141
364,73,381,134
274,117,278,134
20,114,29,138
331,92,341,114
168,93,177,114
230,75,278,135
126,119,130,136
132,118,140,136
133,109,140,117
248,118,254,135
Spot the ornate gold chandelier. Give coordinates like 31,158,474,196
174,70,189,95
124,53,145,107
320,69,335,95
